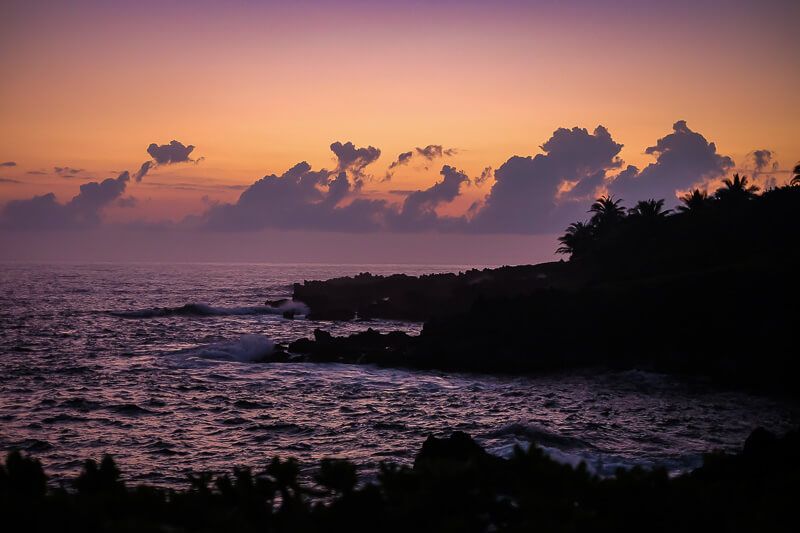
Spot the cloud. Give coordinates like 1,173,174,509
143,180,248,192
117,196,138,208
390,165,470,231
475,166,493,186
0,161,16,167
384,145,457,180
133,161,153,183
385,151,413,179
608,120,733,204
199,133,473,234
389,151,413,170
201,159,388,232
26,170,47,175
751,149,775,174
54,166,85,178
132,140,200,182
744,148,784,190
147,140,197,165
2,123,746,236
0,178,22,184
470,125,624,233
330,141,381,186
416,145,457,160
0,171,130,229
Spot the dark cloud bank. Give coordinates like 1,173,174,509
1,171,131,229
0,123,770,235
199,120,740,234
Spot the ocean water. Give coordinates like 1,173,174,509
0,262,796,487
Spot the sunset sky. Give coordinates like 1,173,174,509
1,0,798,263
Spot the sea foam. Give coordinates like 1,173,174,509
174,335,276,362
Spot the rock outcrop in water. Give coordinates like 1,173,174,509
2,427,798,532
292,262,573,321
287,328,414,365
287,182,800,392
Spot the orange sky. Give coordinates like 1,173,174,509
1,0,798,226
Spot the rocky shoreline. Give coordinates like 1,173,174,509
269,185,800,393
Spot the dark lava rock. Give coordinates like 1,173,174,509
264,298,291,307
287,328,414,364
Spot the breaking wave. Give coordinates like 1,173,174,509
171,335,276,362
482,422,591,449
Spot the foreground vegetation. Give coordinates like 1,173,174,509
2,428,797,532
281,177,800,392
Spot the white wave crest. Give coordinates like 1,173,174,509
175,335,276,362
112,300,309,319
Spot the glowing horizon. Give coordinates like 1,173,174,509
1,0,798,261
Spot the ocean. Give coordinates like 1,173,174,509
0,262,796,487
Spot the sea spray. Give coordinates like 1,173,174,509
174,335,276,362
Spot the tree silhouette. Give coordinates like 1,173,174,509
556,221,593,256
791,164,800,186
715,173,759,202
628,199,672,219
589,195,626,227
677,189,711,212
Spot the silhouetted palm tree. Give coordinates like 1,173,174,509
791,164,800,186
677,189,711,212
628,199,672,219
589,195,625,227
715,173,759,201
556,221,593,256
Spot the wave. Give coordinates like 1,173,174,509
111,300,309,319
172,335,276,363
482,422,591,450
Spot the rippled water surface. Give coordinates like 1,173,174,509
0,262,797,487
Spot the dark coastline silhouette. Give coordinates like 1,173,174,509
274,178,800,393
2,427,797,532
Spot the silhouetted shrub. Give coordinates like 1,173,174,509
1,428,797,532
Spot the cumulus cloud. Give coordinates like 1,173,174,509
133,161,153,183
2,123,748,236
470,125,624,233
199,162,386,231
330,141,381,186
0,139,201,230
746,149,783,189
1,161,17,167
608,120,733,204
199,144,472,233
391,165,470,231
389,151,413,170
475,166,494,186
131,140,201,182
384,144,457,180
147,140,197,165
201,147,388,232
0,171,130,229
416,145,457,160
751,149,776,174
